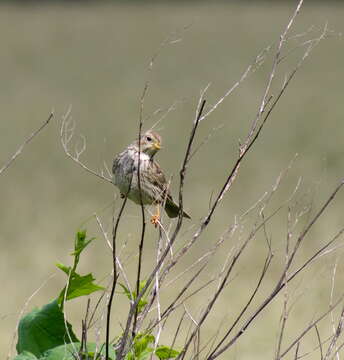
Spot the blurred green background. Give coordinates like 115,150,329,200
1,1,344,359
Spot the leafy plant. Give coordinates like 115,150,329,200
13,230,179,360
16,299,78,358
57,230,104,306
14,231,106,360
126,333,179,360
119,282,148,314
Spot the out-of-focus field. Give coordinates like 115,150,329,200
1,2,344,359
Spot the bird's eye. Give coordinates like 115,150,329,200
146,136,152,142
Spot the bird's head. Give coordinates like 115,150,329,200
136,130,162,157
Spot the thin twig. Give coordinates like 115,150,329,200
275,207,293,360
324,306,344,360
94,213,132,295
132,83,148,339
326,261,341,360
280,296,344,358
179,210,278,360
314,324,324,360
7,274,55,360
0,112,54,176
206,180,344,360
115,97,208,360
106,185,133,360
150,227,165,359
207,249,273,359
60,107,112,183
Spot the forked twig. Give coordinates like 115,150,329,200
60,107,112,184
171,5,329,304
280,295,344,359
206,180,344,360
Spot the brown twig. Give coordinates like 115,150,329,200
280,295,344,358
132,83,148,339
207,180,344,360
324,306,344,360
314,324,324,360
176,97,207,231
178,208,279,360
187,3,328,273
207,247,273,359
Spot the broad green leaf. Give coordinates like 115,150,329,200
155,346,180,359
42,342,116,360
13,351,38,360
57,272,104,305
16,299,78,357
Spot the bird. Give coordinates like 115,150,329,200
112,130,191,226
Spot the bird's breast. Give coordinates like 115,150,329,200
113,150,153,204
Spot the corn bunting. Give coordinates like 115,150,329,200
112,130,191,225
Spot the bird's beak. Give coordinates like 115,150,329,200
153,142,161,150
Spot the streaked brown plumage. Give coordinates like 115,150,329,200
112,130,190,224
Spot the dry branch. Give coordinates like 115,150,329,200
46,1,342,360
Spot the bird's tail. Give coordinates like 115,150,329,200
165,198,191,219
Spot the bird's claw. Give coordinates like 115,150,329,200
150,214,160,228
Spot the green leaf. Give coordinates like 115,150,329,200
155,346,180,359
119,283,133,301
72,230,95,258
125,352,134,360
56,263,71,276
134,333,155,356
126,349,153,360
57,272,105,305
56,231,102,306
124,333,155,360
137,281,148,313
138,280,147,293
137,298,148,313
118,282,148,314
13,351,38,360
16,299,78,357
136,348,153,360
41,342,116,360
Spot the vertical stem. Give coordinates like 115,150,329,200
132,86,148,338
106,186,132,360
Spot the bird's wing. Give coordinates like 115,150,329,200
148,160,172,198
148,160,191,219
112,154,120,175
